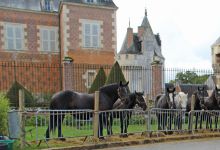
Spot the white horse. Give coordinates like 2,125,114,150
174,92,188,110
174,92,188,130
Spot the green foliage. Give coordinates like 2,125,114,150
169,71,209,84
105,61,127,85
0,93,10,135
6,81,34,107
88,67,107,93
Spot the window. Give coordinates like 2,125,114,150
83,22,100,48
87,71,96,88
40,28,57,52
85,0,97,3
5,23,24,50
41,0,53,11
82,70,96,88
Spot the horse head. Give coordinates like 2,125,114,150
175,92,188,109
214,86,220,108
166,87,176,109
197,86,207,110
117,81,130,100
134,91,147,111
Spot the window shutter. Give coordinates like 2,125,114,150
84,24,91,47
42,29,49,51
92,24,99,47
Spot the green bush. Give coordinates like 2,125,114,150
0,93,10,135
88,67,106,93
105,61,127,85
6,81,34,107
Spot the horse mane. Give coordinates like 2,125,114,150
99,83,118,93
99,83,119,100
127,93,136,108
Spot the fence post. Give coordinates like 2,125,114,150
19,89,25,149
147,108,151,137
62,57,74,90
93,91,100,138
189,94,195,133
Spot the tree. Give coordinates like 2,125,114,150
170,71,209,84
6,81,34,107
88,67,107,93
105,61,127,85
0,93,9,135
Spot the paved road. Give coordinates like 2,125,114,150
98,138,220,150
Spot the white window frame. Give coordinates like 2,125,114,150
4,23,24,50
82,21,100,48
40,27,58,52
85,0,97,3
82,70,97,88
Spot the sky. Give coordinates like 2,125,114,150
114,0,220,69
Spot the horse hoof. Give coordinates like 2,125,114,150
99,137,105,140
59,137,66,141
119,134,128,138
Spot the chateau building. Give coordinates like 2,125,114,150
116,10,165,96
0,0,117,64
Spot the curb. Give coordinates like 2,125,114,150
44,133,220,150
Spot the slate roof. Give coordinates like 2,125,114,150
119,34,142,54
178,84,208,97
212,36,220,46
165,83,209,98
0,0,117,12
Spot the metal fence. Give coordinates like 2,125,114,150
0,61,62,107
0,61,215,107
9,108,220,143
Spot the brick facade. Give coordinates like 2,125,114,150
0,8,60,63
151,63,163,98
60,3,117,65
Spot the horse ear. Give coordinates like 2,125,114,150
125,81,129,86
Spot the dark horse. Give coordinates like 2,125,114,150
155,87,176,131
186,86,208,130
204,86,220,129
45,81,129,140
110,91,147,136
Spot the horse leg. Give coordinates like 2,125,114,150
45,113,57,140
195,113,198,130
199,112,203,129
58,113,65,140
157,114,161,130
215,115,218,130
124,112,129,136
210,116,212,129
98,113,104,138
163,113,167,131
108,112,113,135
120,111,124,135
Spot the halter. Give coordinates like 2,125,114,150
167,92,176,109
135,95,146,107
117,88,129,102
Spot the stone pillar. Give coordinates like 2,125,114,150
151,62,162,98
63,57,74,90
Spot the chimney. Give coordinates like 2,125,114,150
138,26,144,38
127,27,133,49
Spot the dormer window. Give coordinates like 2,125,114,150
41,0,53,12
85,0,97,3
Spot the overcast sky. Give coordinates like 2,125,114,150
114,0,220,69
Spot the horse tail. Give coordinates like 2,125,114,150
154,94,162,107
46,99,58,139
